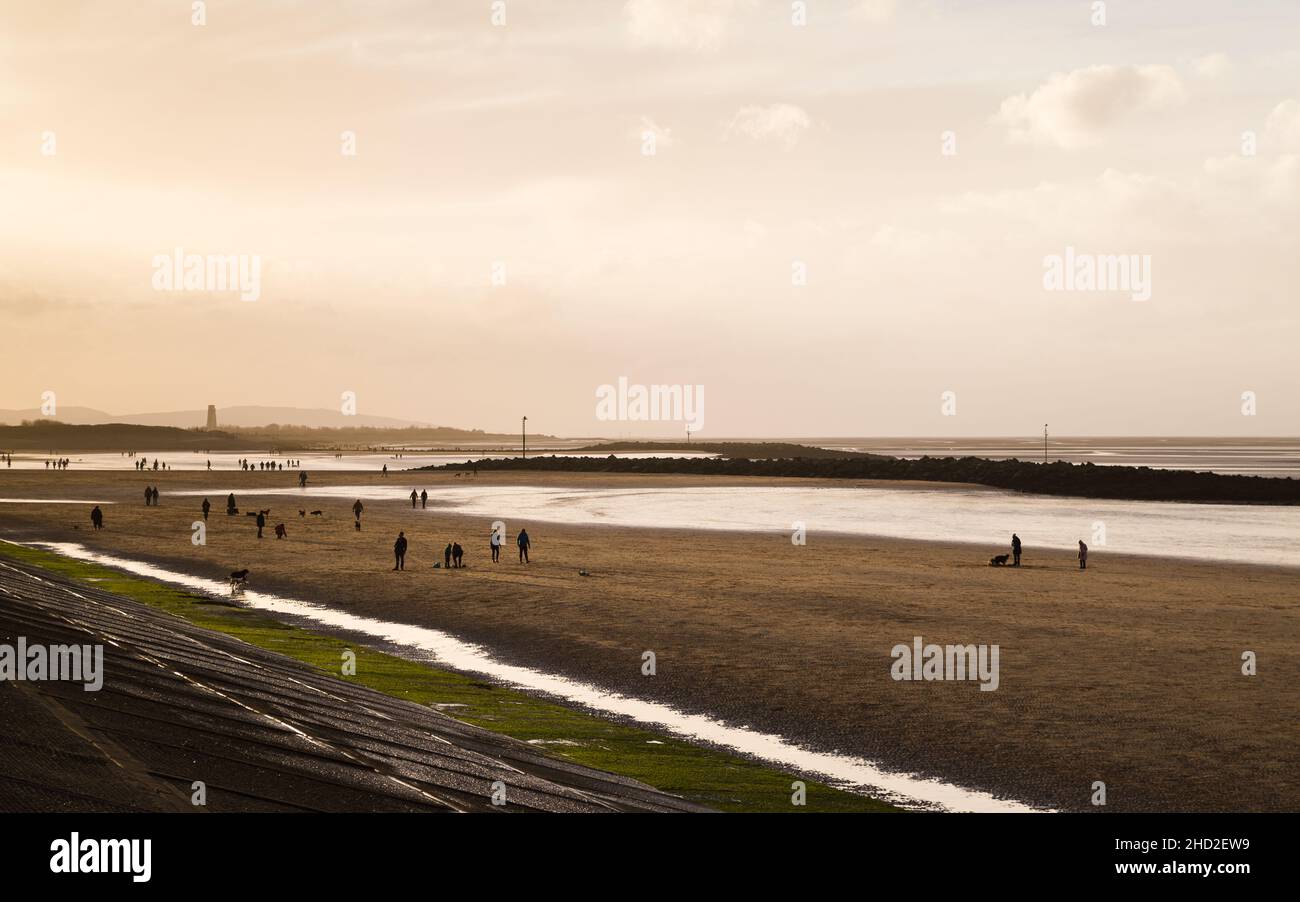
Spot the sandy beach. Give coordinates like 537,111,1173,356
1,467,1296,812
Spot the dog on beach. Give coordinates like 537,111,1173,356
989,554,1010,566
274,524,287,539
229,569,249,590
310,510,323,516
299,510,305,517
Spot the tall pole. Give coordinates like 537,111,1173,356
522,416,527,460
1043,424,1048,463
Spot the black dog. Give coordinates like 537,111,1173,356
229,569,249,588
310,510,323,516
989,554,1010,566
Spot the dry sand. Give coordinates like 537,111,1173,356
1,467,1296,811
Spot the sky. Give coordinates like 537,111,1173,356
2,0,1298,437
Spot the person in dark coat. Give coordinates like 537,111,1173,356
256,511,266,539
202,498,211,521
394,531,408,571
90,506,103,530
517,528,531,563
452,542,463,568
1011,533,1022,567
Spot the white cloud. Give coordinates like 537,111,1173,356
1265,99,1300,150
724,103,812,147
994,64,1186,149
623,0,751,52
1192,52,1231,79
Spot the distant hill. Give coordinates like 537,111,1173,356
0,422,255,452
0,405,430,429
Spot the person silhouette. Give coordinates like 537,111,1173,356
444,543,452,569
1011,533,1022,567
202,498,210,521
90,506,103,530
256,511,266,539
394,531,408,570
420,490,427,509
410,490,418,509
517,528,531,563
1078,540,1088,570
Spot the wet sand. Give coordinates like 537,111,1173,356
1,468,1296,811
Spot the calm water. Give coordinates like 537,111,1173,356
5,438,1298,475
810,437,1300,478
0,449,716,472
176,484,1300,567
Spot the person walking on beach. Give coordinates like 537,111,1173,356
151,487,160,506
420,490,427,510
353,499,364,531
452,542,463,568
90,506,103,531
517,527,531,564
393,531,408,571
490,526,501,563
1011,533,1022,567
382,464,388,478
410,490,418,509
256,511,266,539
144,486,152,506
444,542,452,569
202,498,211,521
227,492,237,515
1078,540,1088,570
299,471,308,487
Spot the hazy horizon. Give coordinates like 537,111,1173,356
5,1,1299,437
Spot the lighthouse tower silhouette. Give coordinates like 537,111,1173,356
205,405,218,430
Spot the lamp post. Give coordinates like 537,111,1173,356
522,416,527,460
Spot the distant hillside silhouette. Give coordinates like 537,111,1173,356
0,422,253,451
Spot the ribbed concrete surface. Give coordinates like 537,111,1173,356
0,559,706,813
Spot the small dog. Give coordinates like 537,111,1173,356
310,510,323,516
298,510,306,517
274,524,287,539
989,554,1010,567
229,568,249,589
245,511,258,517
259,509,271,516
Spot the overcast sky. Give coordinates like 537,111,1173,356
2,0,1298,436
